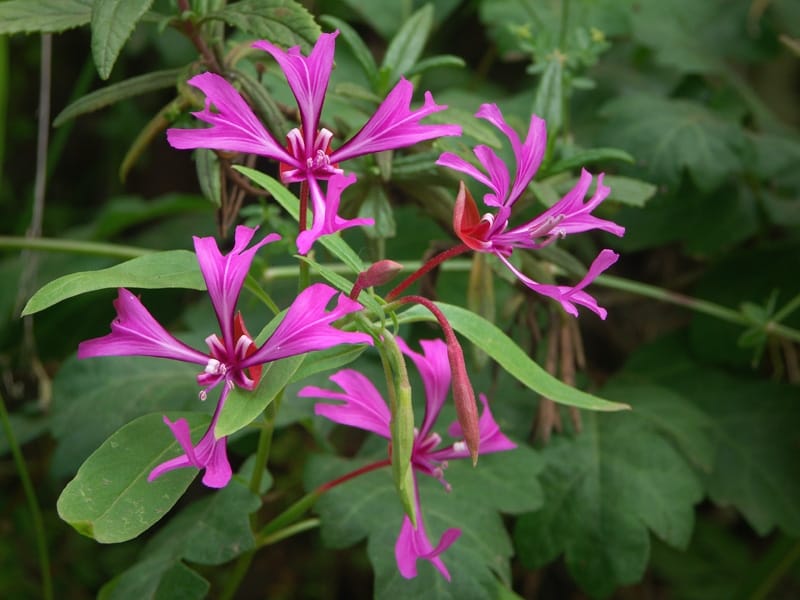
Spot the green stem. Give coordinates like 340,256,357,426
745,536,800,600
0,235,151,259
0,392,52,600
257,518,320,547
774,292,800,323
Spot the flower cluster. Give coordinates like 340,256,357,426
300,338,515,580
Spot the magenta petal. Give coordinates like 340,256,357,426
396,338,451,438
193,225,280,347
299,369,391,438
243,283,372,366
78,289,209,364
199,435,232,488
296,174,374,255
436,152,493,190
395,502,461,581
332,79,461,163
472,145,510,208
167,73,293,163
475,104,546,203
253,32,337,149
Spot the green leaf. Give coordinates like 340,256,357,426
50,356,202,477
514,382,707,596
57,412,206,543
359,185,396,239
89,194,212,240
143,479,261,564
91,0,156,80
194,149,222,207
320,15,377,81
404,55,465,79
215,354,305,437
381,4,434,87
234,166,366,273
531,56,563,136
397,302,629,411
53,67,183,126
22,250,203,315
429,106,502,148
0,0,92,35
544,147,635,176
306,446,544,598
211,0,320,51
600,93,746,192
289,345,368,384
602,175,657,208
99,559,209,600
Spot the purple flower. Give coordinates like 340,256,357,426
299,338,515,580
79,225,372,487
167,31,461,253
437,103,625,319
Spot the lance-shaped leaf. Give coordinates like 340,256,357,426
380,3,433,89
211,0,320,51
57,412,207,543
398,302,629,411
0,0,92,35
91,0,155,80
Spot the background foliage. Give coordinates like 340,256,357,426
1,0,799,598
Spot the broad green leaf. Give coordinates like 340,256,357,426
211,0,320,51
50,356,202,477
0,0,92,35
359,185,396,239
602,175,657,207
194,149,222,207
320,15,377,81
99,559,209,600
289,344,368,384
53,67,183,126
143,479,260,564
91,0,155,80
306,446,544,599
600,93,746,192
397,303,629,411
22,250,202,315
234,166,366,273
57,412,206,542
215,354,305,437
381,4,434,86
337,0,404,39
90,194,212,240
626,335,800,536
514,381,707,596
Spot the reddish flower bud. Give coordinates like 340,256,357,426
446,339,480,465
358,260,404,288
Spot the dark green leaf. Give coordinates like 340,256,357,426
89,194,212,240
515,381,706,596
398,302,630,411
99,559,209,600
359,185,396,239
545,147,635,176
531,57,563,135
600,93,747,192
211,0,320,51
53,68,183,126
194,149,222,207
57,412,206,542
0,0,92,35
320,15,377,81
22,250,203,315
404,54,465,78
381,4,434,86
50,356,202,477
91,0,155,80
602,175,657,207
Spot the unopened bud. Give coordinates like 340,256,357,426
447,339,480,465
358,260,404,288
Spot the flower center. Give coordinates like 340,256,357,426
280,127,343,182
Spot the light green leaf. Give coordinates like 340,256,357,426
381,4,434,86
211,0,320,51
515,382,707,596
22,250,202,315
544,147,635,176
91,0,155,80
531,56,563,136
57,412,206,543
194,149,222,207
215,354,305,437
0,0,92,35
397,303,629,411
603,175,657,207
404,54,465,78
359,185,396,239
234,166,366,273
320,15,377,81
289,345,367,383
53,67,183,126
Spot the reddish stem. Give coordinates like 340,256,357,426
299,180,309,233
386,243,470,301
315,458,391,494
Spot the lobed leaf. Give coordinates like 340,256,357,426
0,0,92,35
91,0,156,80
57,412,206,543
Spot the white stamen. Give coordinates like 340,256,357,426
452,441,467,453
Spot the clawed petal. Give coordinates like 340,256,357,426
78,289,209,364
299,369,391,438
498,249,619,319
396,338,451,438
253,32,337,149
243,283,372,365
296,173,374,255
167,73,294,163
395,485,461,581
332,79,461,163
472,145,510,208
193,225,281,349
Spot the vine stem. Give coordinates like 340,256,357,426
0,391,52,600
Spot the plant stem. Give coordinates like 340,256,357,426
0,392,52,600
298,181,310,291
386,243,469,300
0,236,151,259
258,518,320,547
